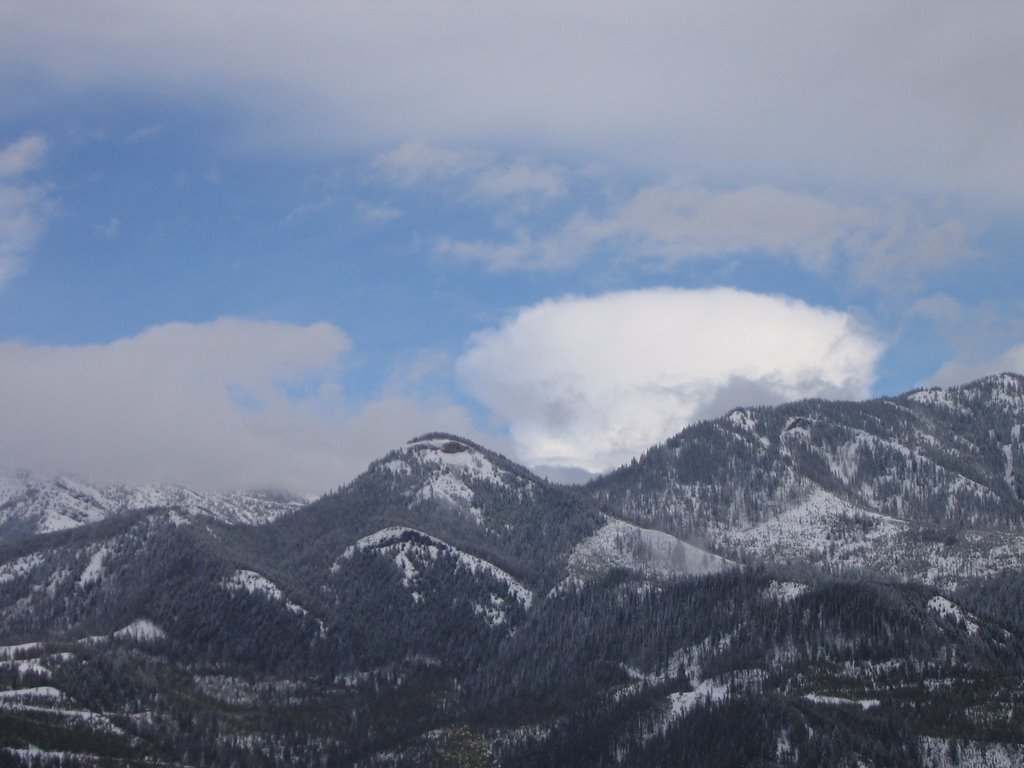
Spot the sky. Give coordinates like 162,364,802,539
0,1,1022,493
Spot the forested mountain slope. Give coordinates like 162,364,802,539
1,376,1023,766
590,373,1024,588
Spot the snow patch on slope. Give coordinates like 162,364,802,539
340,526,533,611
77,545,107,587
0,553,44,585
919,737,1024,768
569,517,734,580
666,679,729,717
764,581,809,602
727,409,769,447
0,658,50,679
908,387,964,412
713,487,899,561
0,686,64,702
0,642,45,660
660,669,765,729
223,570,308,615
112,619,166,642
709,486,1024,589
927,596,979,635
416,471,474,506
804,693,880,709
380,438,524,524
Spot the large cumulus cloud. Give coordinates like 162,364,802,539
457,288,884,473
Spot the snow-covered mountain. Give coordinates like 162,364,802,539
0,469,309,541
3,374,1024,767
591,372,1024,589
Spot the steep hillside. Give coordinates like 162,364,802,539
590,373,1024,588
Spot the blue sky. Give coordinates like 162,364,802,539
1,2,1022,492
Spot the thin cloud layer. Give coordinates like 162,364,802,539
0,135,46,177
0,319,473,493
375,141,566,203
435,179,973,282
456,288,884,473
2,3,1020,206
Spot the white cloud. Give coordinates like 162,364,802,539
920,298,1024,388
929,345,1024,388
0,318,473,493
586,182,862,269
909,293,963,324
1,3,1019,207
375,141,565,208
0,135,46,178
471,161,565,200
124,123,166,143
456,288,883,473
357,202,402,223
284,194,336,224
435,180,973,282
94,216,120,238
994,348,1024,375
375,142,485,187
0,135,50,291
436,230,568,270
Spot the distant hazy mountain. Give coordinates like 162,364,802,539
2,375,1023,767
0,469,309,541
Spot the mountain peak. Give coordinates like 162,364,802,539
406,431,487,453
406,434,473,454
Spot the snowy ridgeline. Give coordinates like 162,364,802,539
709,486,1024,590
0,469,308,540
338,526,533,625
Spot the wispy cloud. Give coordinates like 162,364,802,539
0,135,51,291
94,216,120,238
916,296,1024,386
284,194,336,224
124,123,166,143
375,141,566,207
0,135,46,177
357,202,402,223
471,161,565,200
375,141,486,187
435,179,973,284
929,344,1024,388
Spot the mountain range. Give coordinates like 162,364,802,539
2,373,1024,767
0,471,308,541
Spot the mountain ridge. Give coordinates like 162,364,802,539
2,372,1024,766
3,372,1021,546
